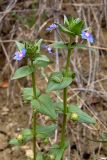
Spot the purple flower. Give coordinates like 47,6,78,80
13,48,26,61
81,31,94,43
42,44,53,54
46,24,58,32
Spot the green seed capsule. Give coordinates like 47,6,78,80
17,134,23,142
48,154,55,160
71,113,79,121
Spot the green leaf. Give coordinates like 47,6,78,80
23,87,40,101
58,24,73,35
16,41,25,51
64,15,69,26
50,142,68,160
69,18,84,35
37,152,44,160
46,73,73,92
9,138,20,145
36,124,57,138
51,41,67,49
31,94,57,120
69,44,86,49
22,128,32,142
12,66,34,80
35,39,43,54
68,105,96,124
51,72,63,83
34,55,50,67
54,102,63,113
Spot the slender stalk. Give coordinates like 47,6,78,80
60,38,72,152
31,59,37,160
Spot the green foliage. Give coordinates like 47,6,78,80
51,41,86,50
69,18,84,35
36,124,57,138
34,55,50,67
9,138,20,145
12,66,34,80
58,16,84,36
25,39,43,59
11,15,95,160
22,128,32,141
9,129,32,146
36,152,44,160
68,105,96,124
16,41,25,51
46,72,73,92
51,41,67,49
54,102,95,124
49,142,68,160
23,87,40,102
35,39,43,54
31,94,57,120
64,15,69,26
58,24,73,35
51,72,63,83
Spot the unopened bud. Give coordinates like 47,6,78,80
71,113,78,121
49,154,55,160
17,134,23,141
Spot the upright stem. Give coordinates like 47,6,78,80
60,38,72,149
31,59,37,160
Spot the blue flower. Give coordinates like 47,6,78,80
46,24,58,32
13,48,26,61
42,44,53,54
81,31,94,43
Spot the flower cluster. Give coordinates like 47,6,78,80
46,24,58,32
81,31,94,43
13,48,26,61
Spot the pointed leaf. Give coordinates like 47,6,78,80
35,39,43,53
12,66,34,80
31,94,57,120
68,105,96,124
16,41,25,51
23,87,40,101
69,18,84,35
50,142,68,160
64,15,69,26
36,152,44,160
58,24,73,35
9,138,20,145
22,128,32,142
46,77,73,92
36,124,57,138
34,55,50,67
51,41,67,49
69,44,86,49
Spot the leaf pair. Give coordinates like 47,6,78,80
57,15,84,36
46,71,75,92
9,124,57,146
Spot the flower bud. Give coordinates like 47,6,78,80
71,113,79,121
17,134,23,141
48,154,55,160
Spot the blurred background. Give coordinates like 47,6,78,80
0,0,107,160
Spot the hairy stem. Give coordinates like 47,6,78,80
31,59,37,160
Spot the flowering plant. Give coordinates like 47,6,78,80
10,16,95,160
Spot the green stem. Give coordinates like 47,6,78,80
60,38,72,150
31,59,37,160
